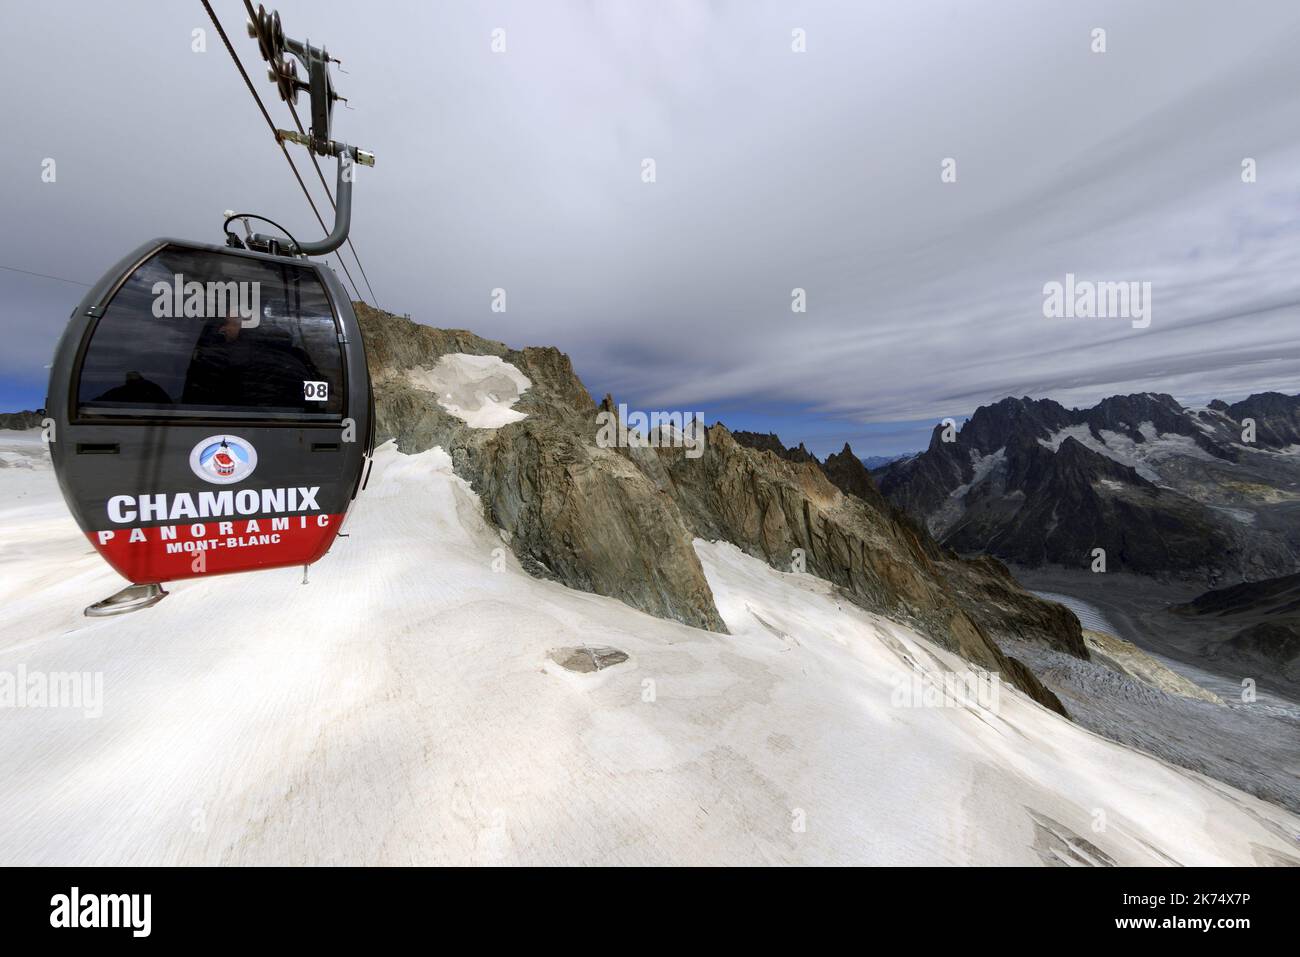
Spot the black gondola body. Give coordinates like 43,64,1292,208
46,238,374,586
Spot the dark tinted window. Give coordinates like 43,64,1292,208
77,245,344,418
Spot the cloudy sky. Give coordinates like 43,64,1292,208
3,0,1299,456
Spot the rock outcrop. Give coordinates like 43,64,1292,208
730,431,818,464
357,306,1075,713
358,305,725,633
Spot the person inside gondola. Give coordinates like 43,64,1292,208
182,308,324,411
93,370,173,406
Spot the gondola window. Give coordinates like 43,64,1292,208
76,246,344,419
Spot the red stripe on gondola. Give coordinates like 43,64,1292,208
87,514,345,583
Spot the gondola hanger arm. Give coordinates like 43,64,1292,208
241,5,376,258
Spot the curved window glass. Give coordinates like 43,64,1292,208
76,245,344,419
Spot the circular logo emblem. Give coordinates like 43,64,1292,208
189,435,258,485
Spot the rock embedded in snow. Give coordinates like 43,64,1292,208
1028,810,1118,867
549,646,629,673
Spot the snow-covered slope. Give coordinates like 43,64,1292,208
0,432,1295,865
406,353,531,428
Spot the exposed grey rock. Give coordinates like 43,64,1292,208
731,430,817,464
359,304,726,633
549,646,629,673
1027,809,1117,867
473,415,728,632
820,442,889,512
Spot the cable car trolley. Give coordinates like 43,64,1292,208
45,6,376,615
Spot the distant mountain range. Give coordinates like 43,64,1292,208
874,392,1300,584
0,410,42,430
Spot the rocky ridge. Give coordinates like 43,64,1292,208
358,306,1089,714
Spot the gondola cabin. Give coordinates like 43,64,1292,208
45,239,374,600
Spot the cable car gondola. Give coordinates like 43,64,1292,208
44,6,376,615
